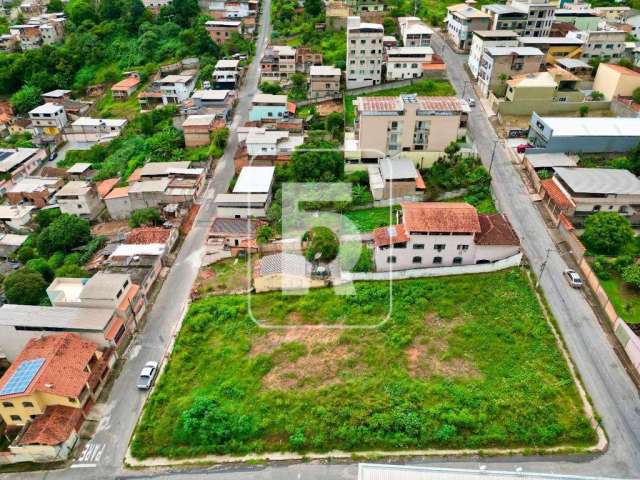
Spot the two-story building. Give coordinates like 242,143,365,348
592,63,640,100
213,59,242,88
567,29,626,61
248,93,289,121
309,66,341,100
372,202,520,271
398,16,433,47
385,46,435,81
517,36,584,64
65,117,127,147
54,181,103,219
154,71,197,104
477,46,544,97
187,89,236,120
5,176,62,208
0,148,47,194
205,20,242,44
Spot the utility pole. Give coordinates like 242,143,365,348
489,139,500,173
536,248,552,288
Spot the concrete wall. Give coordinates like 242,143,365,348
494,97,610,116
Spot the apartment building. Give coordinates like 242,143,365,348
346,16,384,89
468,30,519,79
554,8,600,30
0,148,47,193
398,16,433,47
354,94,469,165
372,202,520,271
385,47,434,81
309,66,342,100
260,45,296,83
483,0,556,37
477,46,544,97
213,59,241,88
28,103,68,143
54,181,103,219
567,29,626,60
205,20,242,44
446,3,492,51
517,36,584,63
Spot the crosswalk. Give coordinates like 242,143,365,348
71,442,105,468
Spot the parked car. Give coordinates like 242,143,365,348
564,269,583,288
516,143,533,154
137,361,158,389
467,97,476,107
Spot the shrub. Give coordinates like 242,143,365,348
37,214,91,256
592,256,611,280
16,246,36,264
305,226,339,262
130,208,162,228
633,87,640,104
4,269,48,305
622,264,640,289
26,258,54,282
581,212,634,255
55,264,89,278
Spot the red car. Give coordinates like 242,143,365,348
516,143,533,154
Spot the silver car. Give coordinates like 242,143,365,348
137,361,158,389
564,269,583,288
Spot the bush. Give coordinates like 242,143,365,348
633,87,640,104
26,258,54,282
37,214,91,256
16,246,36,264
304,226,339,262
622,264,640,289
55,264,89,278
4,269,48,305
592,256,611,280
130,208,162,228
581,212,634,255
259,82,283,94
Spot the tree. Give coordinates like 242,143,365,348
579,105,589,117
47,0,64,12
10,85,43,114
26,258,54,282
304,0,322,16
55,264,89,278
16,246,36,264
256,225,275,245
4,269,48,305
304,226,339,262
35,207,61,230
290,140,344,182
325,112,344,141
581,212,634,255
590,90,604,101
633,87,640,104
622,264,640,289
259,82,283,95
130,208,162,228
37,214,91,256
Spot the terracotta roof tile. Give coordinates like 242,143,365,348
401,202,481,233
96,178,119,199
125,227,172,245
17,405,83,446
475,213,520,246
127,168,143,183
372,224,410,247
541,178,574,209
111,76,140,91
0,333,98,400
104,186,129,199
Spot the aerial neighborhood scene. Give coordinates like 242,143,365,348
1,0,640,477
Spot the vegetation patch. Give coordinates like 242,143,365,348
132,269,596,459
195,258,250,296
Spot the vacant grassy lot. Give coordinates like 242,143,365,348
344,205,401,232
344,79,455,125
196,258,250,296
132,269,595,459
600,273,640,324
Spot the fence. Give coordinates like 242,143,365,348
295,93,343,107
342,253,523,281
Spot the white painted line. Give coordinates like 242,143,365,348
70,463,97,468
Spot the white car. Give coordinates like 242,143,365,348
137,361,158,390
564,269,583,288
467,97,476,107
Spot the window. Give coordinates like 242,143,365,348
412,256,422,264
453,257,463,265
593,205,601,212
433,256,443,264
434,244,446,252
387,256,397,263
2,402,13,408
457,244,469,251
620,206,629,214
22,401,34,408
413,244,424,249
30,414,37,419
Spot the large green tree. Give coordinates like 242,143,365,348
4,269,48,305
305,226,339,262
10,85,42,114
581,212,635,255
37,214,91,256
290,140,344,182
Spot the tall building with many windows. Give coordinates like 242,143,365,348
346,16,384,89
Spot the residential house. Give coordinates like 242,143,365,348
104,187,131,220
248,94,289,121
522,151,577,191
106,243,166,296
54,181,103,219
111,74,141,101
446,3,492,51
554,57,593,79
468,30,519,79
354,94,469,166
9,13,65,50
567,29,626,61
326,1,349,31
383,35,399,50
5,177,63,208
592,63,640,100
234,126,304,170
309,66,341,100
517,36,584,64
594,6,631,22
539,167,640,227
41,89,71,103
253,253,327,293
260,45,297,83
528,113,640,152
385,46,436,81
209,217,264,252
346,16,384,89
65,162,95,180
372,202,520,271
0,205,35,230
295,47,323,73
208,0,257,19
214,165,275,218
398,16,433,47
182,114,226,147
126,226,178,251
28,103,68,144
477,46,544,97
554,8,600,30
154,71,197,105
0,148,47,193
142,0,172,12
187,89,236,120
367,156,425,200
482,0,556,37
64,118,127,146
0,34,19,52
0,333,113,428
0,234,28,257
205,20,242,44
213,59,241,88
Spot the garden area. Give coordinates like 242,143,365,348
344,79,456,126
131,268,595,459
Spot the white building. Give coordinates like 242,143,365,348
54,180,103,219
446,3,492,51
468,30,519,79
398,16,433,47
567,29,626,60
238,127,304,156
385,47,434,81
28,103,68,140
0,205,34,229
346,16,384,89
65,118,127,146
154,72,197,104
213,59,241,88
482,0,556,38
214,166,275,218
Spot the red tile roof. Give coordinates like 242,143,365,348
17,405,83,446
541,179,574,209
104,186,129,199
0,333,98,400
372,224,410,247
287,102,297,114
125,227,172,245
111,76,141,91
96,178,119,199
401,202,481,233
475,213,520,246
127,168,143,183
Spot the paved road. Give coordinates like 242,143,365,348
4,2,272,480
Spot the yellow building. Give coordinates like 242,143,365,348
592,63,640,101
0,333,112,427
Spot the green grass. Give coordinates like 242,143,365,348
196,258,250,295
444,195,497,214
600,273,640,324
344,79,456,126
131,269,596,459
96,89,142,120
344,206,401,233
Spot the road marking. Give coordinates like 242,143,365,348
77,442,105,463
70,463,96,468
